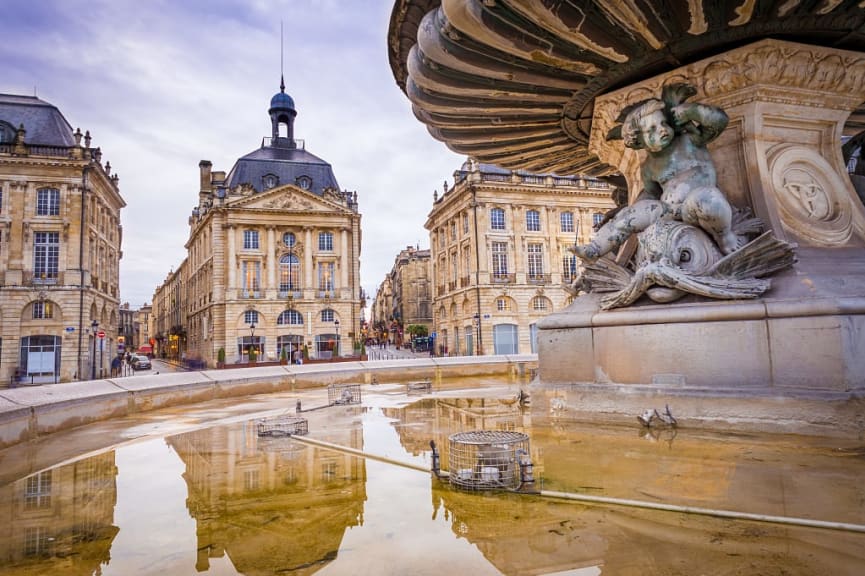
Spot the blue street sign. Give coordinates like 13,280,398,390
430,332,436,339
65,326,75,332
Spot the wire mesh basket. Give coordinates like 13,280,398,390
328,383,361,405
406,380,432,395
257,415,309,437
447,430,530,491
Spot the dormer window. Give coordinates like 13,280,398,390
263,174,278,190
297,176,312,190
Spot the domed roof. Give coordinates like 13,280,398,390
269,75,296,114
270,90,295,112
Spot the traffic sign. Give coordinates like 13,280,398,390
97,330,106,339
65,326,75,332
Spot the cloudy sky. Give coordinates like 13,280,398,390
2,0,465,308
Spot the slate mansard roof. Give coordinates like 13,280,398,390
224,143,340,196
0,93,76,146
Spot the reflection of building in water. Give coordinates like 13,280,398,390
0,452,118,574
383,397,539,479
168,416,366,574
432,486,606,574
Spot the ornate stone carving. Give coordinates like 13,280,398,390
573,83,796,310
769,145,858,245
263,194,313,211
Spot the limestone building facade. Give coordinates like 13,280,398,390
425,159,615,355
372,246,432,345
154,81,363,367
0,94,125,385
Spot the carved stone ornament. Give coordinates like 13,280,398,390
263,193,313,211
571,83,797,310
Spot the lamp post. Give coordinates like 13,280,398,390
249,322,256,362
473,313,481,356
90,320,99,379
334,318,340,359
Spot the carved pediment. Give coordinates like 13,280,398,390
231,185,349,213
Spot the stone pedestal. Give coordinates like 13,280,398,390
537,40,865,429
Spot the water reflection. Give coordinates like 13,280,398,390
167,409,366,574
0,452,118,575
0,383,862,575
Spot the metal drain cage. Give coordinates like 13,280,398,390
328,383,361,405
406,380,432,395
447,430,530,491
257,415,309,437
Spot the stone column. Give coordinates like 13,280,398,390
341,227,349,296
304,227,314,297
227,225,236,294
266,226,275,297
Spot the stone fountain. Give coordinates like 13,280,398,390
388,1,865,432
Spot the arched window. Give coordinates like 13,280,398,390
321,308,335,323
279,253,300,293
532,296,549,311
496,297,510,311
277,309,304,325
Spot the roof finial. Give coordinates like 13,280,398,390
280,20,285,93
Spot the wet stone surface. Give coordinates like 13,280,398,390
0,377,863,575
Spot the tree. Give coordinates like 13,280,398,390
406,324,429,338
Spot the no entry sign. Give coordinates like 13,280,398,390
97,330,106,339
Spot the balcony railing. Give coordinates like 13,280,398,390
279,290,303,300
527,273,551,284
491,273,515,284
240,290,262,299
318,289,335,299
437,284,446,295
460,276,471,288
24,271,63,285
448,280,457,291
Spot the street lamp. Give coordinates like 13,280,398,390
249,322,256,361
473,313,481,356
334,318,340,359
90,320,99,379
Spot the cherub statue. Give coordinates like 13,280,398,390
574,84,740,262
569,84,796,309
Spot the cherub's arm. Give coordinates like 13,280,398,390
671,102,728,146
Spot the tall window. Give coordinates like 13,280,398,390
32,301,53,319
283,232,296,247
244,310,259,325
462,246,471,278
243,229,259,250
593,212,605,227
490,207,505,230
462,212,469,233
562,254,577,281
526,209,540,231
560,211,574,233
279,254,300,292
491,241,508,278
34,232,59,279
25,471,52,510
36,188,60,216
527,243,544,278
242,261,261,295
318,231,333,251
450,220,456,240
318,262,334,292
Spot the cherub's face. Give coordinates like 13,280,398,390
638,109,673,152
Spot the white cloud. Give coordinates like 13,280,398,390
1,0,464,308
